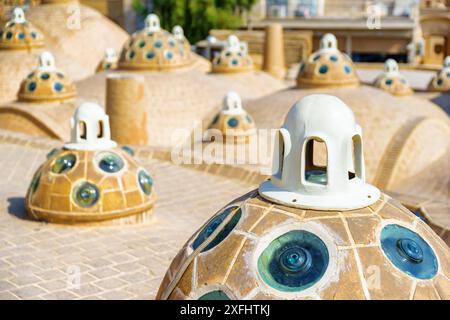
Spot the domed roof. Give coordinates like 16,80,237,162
119,14,194,71
0,7,44,50
96,48,119,72
25,1,128,80
212,35,254,74
25,102,156,224
374,59,413,96
207,92,256,143
157,96,449,300
428,56,450,92
297,33,359,88
18,51,76,102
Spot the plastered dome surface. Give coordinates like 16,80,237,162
25,102,156,224
18,51,76,102
26,0,128,80
297,33,359,88
158,96,449,300
212,35,253,74
119,15,193,71
428,56,450,92
373,59,413,96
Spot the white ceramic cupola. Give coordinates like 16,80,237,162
225,35,243,54
145,14,161,32
172,25,184,40
65,102,117,151
222,91,245,116
443,56,450,70
10,7,26,24
104,48,118,63
38,51,56,72
319,33,338,53
259,94,380,210
383,59,400,76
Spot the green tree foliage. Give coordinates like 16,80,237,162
133,0,257,43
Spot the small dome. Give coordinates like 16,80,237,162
157,95,449,300
207,91,256,142
25,102,156,224
0,7,44,50
374,59,413,96
427,56,450,92
297,33,359,88
119,14,194,71
212,35,254,74
96,48,119,72
18,51,76,102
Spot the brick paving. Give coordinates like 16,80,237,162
0,134,254,300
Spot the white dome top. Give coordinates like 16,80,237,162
145,14,161,32
38,51,56,72
65,102,117,151
172,25,184,39
259,94,380,210
222,91,245,115
319,33,338,53
104,48,118,63
444,56,450,69
225,35,243,54
10,7,26,24
384,59,400,76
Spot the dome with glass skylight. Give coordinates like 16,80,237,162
297,33,359,88
373,59,413,96
157,94,449,300
25,102,156,224
119,14,194,71
212,35,254,74
0,7,44,50
18,51,76,102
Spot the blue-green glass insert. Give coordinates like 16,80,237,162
28,82,37,92
330,55,338,62
51,154,76,174
305,169,327,185
73,181,100,208
138,169,153,195
121,146,135,156
53,82,63,92
258,230,329,292
380,224,438,279
192,206,242,253
319,65,328,74
385,79,393,86
344,65,352,74
198,291,231,300
227,118,239,128
29,170,41,195
97,152,124,173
